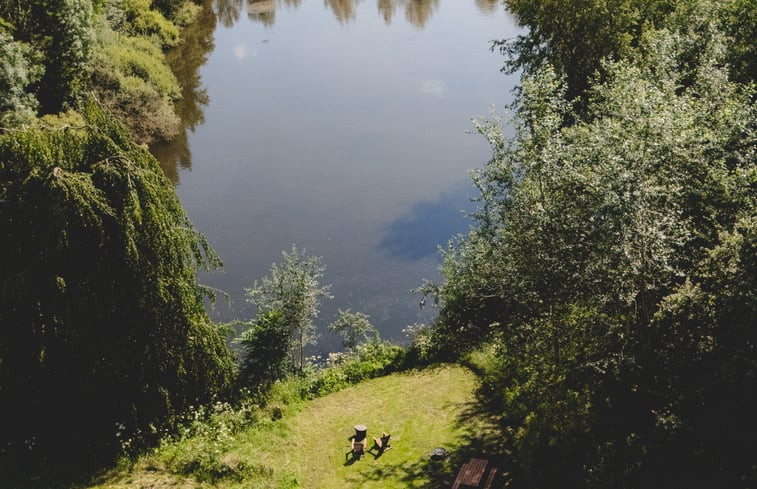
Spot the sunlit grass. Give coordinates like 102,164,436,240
88,365,503,488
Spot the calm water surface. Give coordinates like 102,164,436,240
153,0,521,351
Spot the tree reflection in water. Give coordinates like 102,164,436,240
475,0,499,14
216,0,244,26
214,0,499,29
247,0,276,26
153,0,503,182
152,1,218,183
326,0,361,24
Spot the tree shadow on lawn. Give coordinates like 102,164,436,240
1,461,109,489
344,400,516,488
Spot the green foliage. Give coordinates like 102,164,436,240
327,309,377,351
98,33,180,98
90,24,181,143
156,398,262,483
500,0,756,105
119,0,180,48
304,340,405,398
720,0,757,85
402,322,436,364
152,0,190,20
0,104,236,465
171,0,201,26
499,0,671,102
0,31,42,126
0,0,94,112
38,108,86,128
245,246,333,371
431,5,756,485
236,310,292,391
0,0,188,142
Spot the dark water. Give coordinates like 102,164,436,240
153,0,521,351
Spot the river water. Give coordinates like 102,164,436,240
153,0,521,351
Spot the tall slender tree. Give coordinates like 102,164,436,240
245,245,332,371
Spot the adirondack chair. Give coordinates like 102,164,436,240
369,432,392,454
347,437,366,461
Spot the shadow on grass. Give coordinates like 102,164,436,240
0,461,111,489
343,398,517,488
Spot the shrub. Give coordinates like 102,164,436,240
156,398,262,482
304,340,405,397
120,0,180,48
90,28,181,143
0,32,42,126
236,311,292,392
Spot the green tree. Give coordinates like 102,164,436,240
0,0,94,112
498,0,672,103
245,246,332,371
119,0,180,48
429,7,755,485
0,31,42,126
236,310,291,390
0,103,236,465
499,0,756,107
328,309,376,352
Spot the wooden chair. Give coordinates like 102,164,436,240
370,432,392,454
347,438,366,460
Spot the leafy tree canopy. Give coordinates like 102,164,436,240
500,0,757,105
429,2,756,485
0,103,235,465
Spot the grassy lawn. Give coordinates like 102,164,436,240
87,364,505,489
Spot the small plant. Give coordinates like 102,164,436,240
404,322,434,364
328,309,377,351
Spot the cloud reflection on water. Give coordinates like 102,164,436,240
379,182,476,261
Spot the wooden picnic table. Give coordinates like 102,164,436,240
452,458,488,489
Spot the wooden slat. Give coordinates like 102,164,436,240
483,467,498,489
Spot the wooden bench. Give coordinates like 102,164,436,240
452,458,488,489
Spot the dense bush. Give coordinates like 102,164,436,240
500,0,756,104
90,26,181,143
304,340,406,398
0,0,187,142
0,105,236,466
236,310,292,392
0,31,42,126
156,398,262,482
428,1,756,486
118,0,180,47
